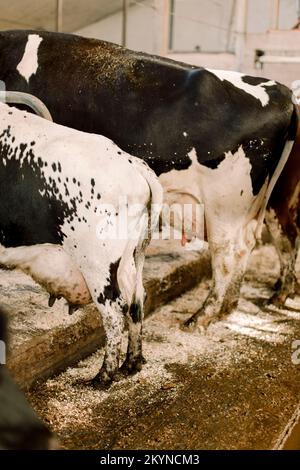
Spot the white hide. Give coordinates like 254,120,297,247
193,146,265,229
0,102,159,309
16,34,43,83
207,69,275,107
159,146,265,243
291,80,300,104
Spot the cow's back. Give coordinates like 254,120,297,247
0,30,296,184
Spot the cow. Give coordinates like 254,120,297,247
0,94,163,385
0,307,56,449
265,104,300,306
0,30,297,329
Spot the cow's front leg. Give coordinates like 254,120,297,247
91,298,125,387
184,221,256,329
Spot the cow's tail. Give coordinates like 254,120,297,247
255,103,299,239
117,159,163,306
0,90,53,121
131,158,163,240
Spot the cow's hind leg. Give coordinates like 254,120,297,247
119,213,151,375
92,297,125,386
75,255,126,387
265,209,298,306
121,247,147,375
184,219,257,329
183,144,271,329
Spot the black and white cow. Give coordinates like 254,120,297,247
0,95,162,384
0,307,55,449
0,30,297,328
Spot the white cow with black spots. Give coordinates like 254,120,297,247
0,94,163,385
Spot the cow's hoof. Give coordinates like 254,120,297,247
181,318,197,331
90,370,114,389
268,293,288,308
294,284,300,296
182,314,211,333
48,294,62,307
120,356,146,375
68,303,79,315
250,297,269,309
48,294,56,307
273,279,282,291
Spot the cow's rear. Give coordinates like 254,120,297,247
265,104,300,306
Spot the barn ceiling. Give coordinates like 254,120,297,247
0,0,125,33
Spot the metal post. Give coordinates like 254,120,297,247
122,0,128,47
226,0,236,53
235,0,248,71
161,0,171,55
56,0,63,32
276,0,280,28
272,0,280,29
291,0,300,29
168,0,175,51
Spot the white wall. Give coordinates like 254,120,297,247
278,0,299,29
171,0,235,52
76,0,236,54
243,29,300,85
76,0,300,55
246,0,298,32
76,0,159,54
75,0,300,85
168,51,237,69
168,29,300,86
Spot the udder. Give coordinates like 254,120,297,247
0,243,92,306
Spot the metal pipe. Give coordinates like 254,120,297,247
260,55,300,63
168,0,175,51
0,91,53,121
270,0,280,30
235,0,248,71
257,55,300,64
226,0,236,53
122,0,128,47
56,0,63,33
275,0,280,29
161,0,171,55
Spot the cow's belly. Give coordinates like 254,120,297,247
159,154,204,241
0,243,91,305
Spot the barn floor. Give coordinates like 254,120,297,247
26,245,300,450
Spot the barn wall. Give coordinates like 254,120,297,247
75,1,300,86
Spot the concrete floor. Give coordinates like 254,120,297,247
22,244,300,450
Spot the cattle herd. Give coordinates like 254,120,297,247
0,29,299,449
